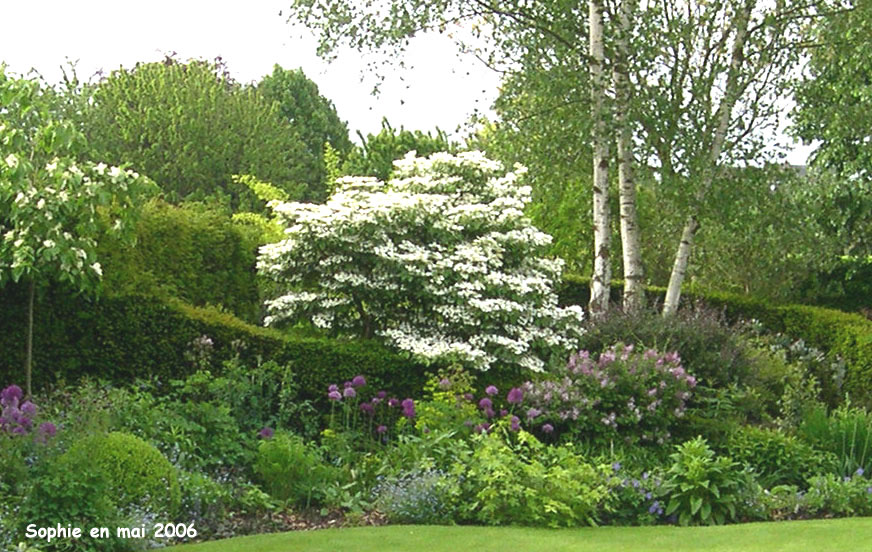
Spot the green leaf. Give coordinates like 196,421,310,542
690,496,703,515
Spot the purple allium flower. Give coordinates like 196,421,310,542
485,385,498,396
360,402,374,415
20,401,37,417
475,423,491,434
377,390,387,399
1,385,22,407
510,416,521,432
506,387,524,405
38,422,56,437
401,398,416,419
376,425,388,434
11,426,26,436
478,397,493,410
328,390,342,401
258,427,275,439
352,375,367,388
500,409,508,417
463,393,474,401
343,387,357,398
371,397,382,405
388,398,400,408
344,381,353,388
439,378,452,389
328,384,339,392
541,423,554,434
526,408,541,420
485,407,495,419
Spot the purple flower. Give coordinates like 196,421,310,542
258,427,275,439
506,387,524,405
439,378,452,389
478,397,493,410
328,390,342,401
20,401,37,417
376,390,387,399
328,384,339,393
401,398,416,419
38,422,56,438
485,407,495,419
352,375,367,388
500,409,508,417
376,425,388,434
485,385,498,396
475,422,491,434
541,423,554,434
1,385,22,407
11,426,26,436
463,393,474,401
526,408,541,420
360,402,374,415
856,467,865,477
343,387,357,398
344,381,353,389
388,398,400,408
510,416,521,432
612,462,622,472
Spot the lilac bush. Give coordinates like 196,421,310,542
522,344,697,445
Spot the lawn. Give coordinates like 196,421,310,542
176,518,872,552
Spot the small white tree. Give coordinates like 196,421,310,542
258,151,584,372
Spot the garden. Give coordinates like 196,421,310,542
3,1,872,550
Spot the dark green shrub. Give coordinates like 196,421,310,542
98,199,261,321
68,432,181,517
253,431,335,507
723,426,836,488
658,437,744,525
0,289,432,404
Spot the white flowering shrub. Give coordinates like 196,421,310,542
258,151,584,372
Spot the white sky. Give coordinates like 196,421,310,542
0,0,500,141
1,0,812,163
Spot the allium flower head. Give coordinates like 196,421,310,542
376,425,388,434
541,423,554,434
401,398,416,419
328,390,342,401
1,385,22,407
352,375,367,388
377,390,388,399
439,378,452,389
21,401,37,417
328,384,339,392
258,427,275,439
388,397,400,407
343,387,357,398
485,385,498,396
360,402,374,415
507,387,524,405
478,397,493,410
510,416,521,432
526,407,541,420
38,422,56,437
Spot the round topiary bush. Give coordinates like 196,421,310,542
67,431,181,517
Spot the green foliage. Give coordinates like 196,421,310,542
800,403,872,478
723,426,836,488
68,432,181,517
17,447,135,552
98,199,261,321
803,472,872,518
0,289,431,402
659,437,744,526
253,432,335,507
343,118,456,181
80,57,308,203
456,427,616,527
258,65,352,201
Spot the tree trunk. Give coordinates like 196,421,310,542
589,0,612,319
25,277,34,398
614,0,645,313
662,0,754,316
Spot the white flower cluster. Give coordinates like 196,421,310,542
258,151,585,372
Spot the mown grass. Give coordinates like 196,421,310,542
176,518,872,552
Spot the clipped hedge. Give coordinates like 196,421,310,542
558,274,872,406
0,283,430,403
97,199,262,322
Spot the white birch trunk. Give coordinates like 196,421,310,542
614,0,644,313
662,0,754,316
589,0,611,319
